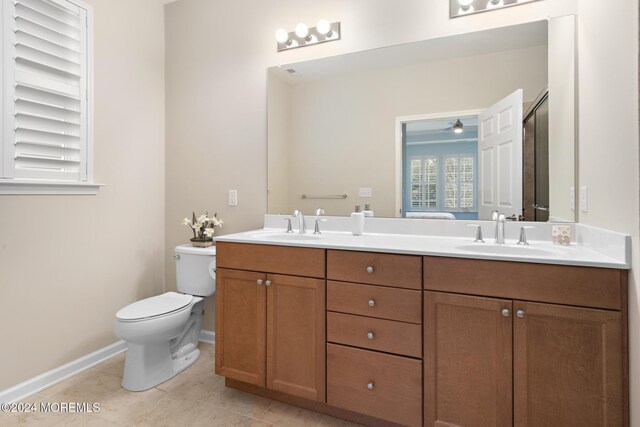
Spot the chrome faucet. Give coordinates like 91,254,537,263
492,210,506,244
292,209,306,234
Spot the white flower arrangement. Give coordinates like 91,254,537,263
182,211,224,241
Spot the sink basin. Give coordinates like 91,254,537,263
455,244,553,257
244,231,321,242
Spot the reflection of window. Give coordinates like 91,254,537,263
406,151,476,212
411,157,438,209
445,155,474,209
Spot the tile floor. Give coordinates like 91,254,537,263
2,343,360,427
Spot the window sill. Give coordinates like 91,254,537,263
0,180,104,195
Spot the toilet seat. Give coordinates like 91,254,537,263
116,292,193,322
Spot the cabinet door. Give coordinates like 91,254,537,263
425,292,513,427
514,301,624,427
266,274,326,401
215,268,266,386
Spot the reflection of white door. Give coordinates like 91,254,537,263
478,89,523,220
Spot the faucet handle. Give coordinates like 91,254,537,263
498,213,506,223
314,218,328,235
466,224,485,243
491,210,499,221
517,226,535,245
283,217,293,233
315,208,325,216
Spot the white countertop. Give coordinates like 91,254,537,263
215,228,630,269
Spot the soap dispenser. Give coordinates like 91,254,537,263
362,204,374,217
351,205,365,236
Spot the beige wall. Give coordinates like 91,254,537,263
272,45,547,217
166,1,638,423
0,0,166,390
267,73,292,215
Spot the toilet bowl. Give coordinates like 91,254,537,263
114,245,216,391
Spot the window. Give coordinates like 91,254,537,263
408,152,476,213
410,156,438,209
444,155,475,210
0,0,98,194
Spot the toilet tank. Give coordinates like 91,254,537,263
175,244,216,297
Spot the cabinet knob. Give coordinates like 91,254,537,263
367,382,374,390
368,299,376,307
516,309,525,318
501,308,511,317
367,331,374,340
366,266,374,274
257,279,263,286
265,280,272,287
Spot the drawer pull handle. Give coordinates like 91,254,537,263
368,299,376,307
367,331,374,340
516,309,525,318
501,308,511,317
367,382,374,390
265,280,272,287
257,279,263,286
366,266,374,274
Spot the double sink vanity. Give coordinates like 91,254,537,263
213,215,630,427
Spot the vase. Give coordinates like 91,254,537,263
190,238,213,248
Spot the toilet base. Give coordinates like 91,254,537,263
121,298,205,392
122,343,200,391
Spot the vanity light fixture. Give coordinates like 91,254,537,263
453,119,464,134
275,20,341,52
451,0,541,18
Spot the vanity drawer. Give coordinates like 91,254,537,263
216,242,325,278
327,343,422,427
327,250,422,290
327,312,422,358
327,281,422,324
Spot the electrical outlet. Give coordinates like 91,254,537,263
569,187,575,211
228,190,238,206
579,186,588,212
359,187,373,198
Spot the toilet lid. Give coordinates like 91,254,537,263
116,292,193,321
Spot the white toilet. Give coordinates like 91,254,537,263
114,244,216,391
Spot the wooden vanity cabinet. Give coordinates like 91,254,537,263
215,243,326,402
424,256,628,427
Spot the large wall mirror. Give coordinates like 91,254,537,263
268,17,576,222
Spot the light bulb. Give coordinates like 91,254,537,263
275,28,289,43
295,23,309,38
459,0,474,10
316,19,331,35
453,119,464,134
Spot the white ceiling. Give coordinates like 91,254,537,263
272,20,547,83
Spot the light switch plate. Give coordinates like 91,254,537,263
359,187,373,198
579,186,588,212
228,190,238,206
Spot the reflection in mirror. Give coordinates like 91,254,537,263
268,17,576,221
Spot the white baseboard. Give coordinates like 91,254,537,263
0,340,127,404
0,331,216,404
199,329,215,344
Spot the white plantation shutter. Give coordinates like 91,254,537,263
2,0,89,182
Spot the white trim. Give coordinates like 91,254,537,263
199,329,215,344
0,340,126,404
0,179,104,194
395,109,483,217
